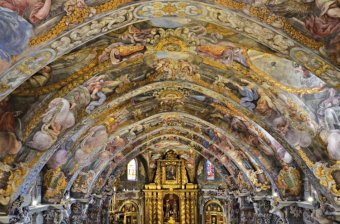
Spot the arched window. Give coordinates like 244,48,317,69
206,160,215,180
127,159,137,181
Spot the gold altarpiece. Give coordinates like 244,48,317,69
144,151,198,224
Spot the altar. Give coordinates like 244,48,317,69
144,151,198,224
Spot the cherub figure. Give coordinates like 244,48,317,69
98,43,146,64
154,58,173,79
272,116,311,147
256,88,277,119
64,0,92,16
85,75,129,113
226,78,259,111
197,41,248,67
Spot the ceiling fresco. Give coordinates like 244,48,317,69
0,0,339,221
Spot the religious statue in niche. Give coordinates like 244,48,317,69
204,201,224,224
119,202,138,224
126,216,132,224
211,215,217,224
163,194,179,221
166,164,176,180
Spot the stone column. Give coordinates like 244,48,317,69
285,205,304,223
87,197,103,224
43,209,68,224
101,196,111,224
228,197,240,224
239,196,255,224
253,199,273,224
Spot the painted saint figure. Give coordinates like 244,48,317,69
0,7,32,73
165,199,171,219
166,165,176,180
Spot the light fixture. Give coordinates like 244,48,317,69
307,196,314,202
272,192,278,197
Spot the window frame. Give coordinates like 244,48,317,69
127,159,138,181
205,160,215,181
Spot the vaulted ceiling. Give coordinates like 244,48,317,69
0,0,339,213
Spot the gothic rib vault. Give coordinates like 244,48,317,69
0,0,339,223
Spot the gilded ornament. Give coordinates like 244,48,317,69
244,52,325,94
211,103,248,121
94,177,104,190
3,155,16,165
0,82,10,93
236,173,250,190
14,54,100,97
43,168,68,199
297,147,314,167
23,59,110,140
215,0,246,10
206,23,236,37
161,3,178,15
249,170,271,191
312,162,340,197
30,0,132,46
216,0,323,49
0,163,29,205
292,50,331,76
277,166,302,196
154,37,189,52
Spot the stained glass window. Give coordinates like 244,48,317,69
206,160,215,180
127,159,137,181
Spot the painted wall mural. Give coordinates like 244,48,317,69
0,0,339,103
0,2,339,223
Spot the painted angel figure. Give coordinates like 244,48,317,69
0,7,33,73
85,75,129,113
317,88,340,160
317,88,340,130
305,0,340,38
0,0,52,24
98,42,146,65
197,42,248,67
228,79,259,111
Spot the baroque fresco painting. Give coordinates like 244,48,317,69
0,0,339,223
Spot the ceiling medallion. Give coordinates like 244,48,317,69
277,166,302,197
154,36,189,52
154,88,188,111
